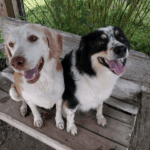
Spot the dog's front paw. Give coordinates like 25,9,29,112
97,116,107,127
67,124,77,136
56,121,64,130
34,118,43,128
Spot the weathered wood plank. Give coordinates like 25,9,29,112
0,89,8,99
0,97,127,150
105,97,139,115
129,49,150,59
112,78,143,105
122,54,150,86
103,104,134,125
129,92,150,150
74,109,133,147
1,66,14,74
0,72,13,92
1,17,150,88
0,72,136,147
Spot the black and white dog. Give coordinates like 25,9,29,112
61,26,130,135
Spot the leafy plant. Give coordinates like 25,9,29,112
16,0,150,56
0,29,5,59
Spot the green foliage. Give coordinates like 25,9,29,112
16,0,150,56
0,29,5,59
0,51,5,59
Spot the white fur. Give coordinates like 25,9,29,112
65,26,129,135
65,49,119,135
71,50,119,112
6,24,65,129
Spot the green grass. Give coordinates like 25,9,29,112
23,0,150,56
0,29,5,59
0,0,150,59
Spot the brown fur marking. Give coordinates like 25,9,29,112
5,44,12,63
44,28,62,59
14,72,24,97
11,83,16,89
11,83,21,98
56,60,62,72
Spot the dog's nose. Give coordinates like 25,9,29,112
11,56,26,69
113,46,126,56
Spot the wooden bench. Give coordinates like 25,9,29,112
0,17,150,150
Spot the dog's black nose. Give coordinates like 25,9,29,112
113,46,126,56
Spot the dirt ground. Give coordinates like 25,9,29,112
0,58,54,150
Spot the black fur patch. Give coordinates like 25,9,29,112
76,31,109,76
61,27,130,109
113,26,130,49
61,50,79,109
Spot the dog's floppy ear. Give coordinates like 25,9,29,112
5,44,12,63
79,35,86,50
79,34,90,51
4,33,12,63
44,27,62,59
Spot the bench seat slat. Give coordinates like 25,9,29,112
0,95,127,150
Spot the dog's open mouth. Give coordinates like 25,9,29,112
24,57,44,83
98,57,125,75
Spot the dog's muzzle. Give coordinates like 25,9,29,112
113,46,127,58
98,57,125,75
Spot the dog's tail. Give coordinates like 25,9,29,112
1,72,14,82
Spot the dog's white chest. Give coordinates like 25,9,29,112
75,70,118,111
21,73,64,109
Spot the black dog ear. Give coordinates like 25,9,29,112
79,35,88,50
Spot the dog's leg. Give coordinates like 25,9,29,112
20,101,28,117
9,83,21,102
64,106,77,136
55,99,64,130
9,84,28,117
96,103,107,127
27,102,43,128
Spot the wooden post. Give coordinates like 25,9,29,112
0,0,25,20
12,0,20,18
0,0,8,17
1,0,15,18
129,91,150,150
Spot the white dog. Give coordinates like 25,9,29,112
3,24,64,129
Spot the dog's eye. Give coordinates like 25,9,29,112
99,41,104,45
28,36,38,42
9,42,14,48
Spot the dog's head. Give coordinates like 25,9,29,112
5,24,62,83
76,26,130,76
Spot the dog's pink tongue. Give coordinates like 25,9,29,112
24,65,39,80
107,60,125,75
